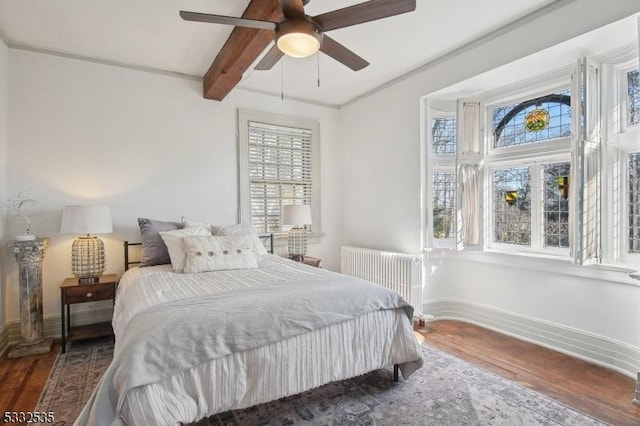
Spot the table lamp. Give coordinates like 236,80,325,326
282,204,312,261
60,205,113,283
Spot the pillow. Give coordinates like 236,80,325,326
138,218,183,267
181,216,212,231
159,224,210,272
211,224,268,256
182,234,258,273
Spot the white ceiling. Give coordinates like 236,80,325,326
0,0,609,107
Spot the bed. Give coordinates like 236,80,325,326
76,221,423,425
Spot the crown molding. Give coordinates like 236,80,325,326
9,42,202,83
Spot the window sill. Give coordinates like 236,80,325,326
424,248,639,287
272,232,325,246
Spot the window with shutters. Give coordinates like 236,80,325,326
425,110,457,249
604,60,640,266
486,85,573,255
423,48,640,272
238,110,320,236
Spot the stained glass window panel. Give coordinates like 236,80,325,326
432,172,456,239
493,167,531,245
432,118,457,155
543,162,570,248
493,90,571,148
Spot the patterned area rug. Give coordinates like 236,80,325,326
36,338,606,426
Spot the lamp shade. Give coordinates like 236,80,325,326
282,205,312,226
60,205,113,235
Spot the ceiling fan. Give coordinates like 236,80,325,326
180,0,416,71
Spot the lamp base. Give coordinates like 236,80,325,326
71,236,106,281
288,227,307,260
78,276,99,284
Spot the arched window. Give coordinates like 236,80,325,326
493,91,571,148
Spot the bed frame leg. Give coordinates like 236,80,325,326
393,364,399,382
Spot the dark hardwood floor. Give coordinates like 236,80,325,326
416,320,640,426
0,342,60,425
1,322,639,425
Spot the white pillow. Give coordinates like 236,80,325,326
181,216,212,231
211,224,268,256
159,224,210,272
182,234,258,273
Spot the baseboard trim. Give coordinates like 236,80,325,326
2,308,114,348
0,322,10,357
423,298,640,380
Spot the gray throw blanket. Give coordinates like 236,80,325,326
76,275,417,425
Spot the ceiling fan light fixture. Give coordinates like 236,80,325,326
275,20,323,58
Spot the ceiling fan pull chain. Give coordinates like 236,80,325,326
317,51,321,88
280,60,284,100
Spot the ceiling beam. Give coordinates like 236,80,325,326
203,0,283,100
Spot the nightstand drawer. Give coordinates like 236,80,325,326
64,283,115,304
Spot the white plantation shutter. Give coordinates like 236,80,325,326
247,121,313,234
457,101,482,248
238,110,320,236
461,102,481,155
570,57,601,265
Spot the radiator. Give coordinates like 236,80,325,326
340,246,423,313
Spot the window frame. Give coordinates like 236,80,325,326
422,48,640,273
425,102,458,249
602,58,640,268
483,83,573,257
238,109,321,236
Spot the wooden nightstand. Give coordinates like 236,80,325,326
60,274,117,353
296,256,321,268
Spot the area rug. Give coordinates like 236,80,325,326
36,338,607,425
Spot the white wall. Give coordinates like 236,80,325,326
339,0,640,361
4,49,341,324
0,38,8,328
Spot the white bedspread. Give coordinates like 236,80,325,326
76,255,423,425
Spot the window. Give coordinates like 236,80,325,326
432,172,456,239
432,117,457,155
604,61,640,266
627,69,640,126
493,91,572,148
424,53,640,269
238,110,320,235
426,114,457,247
629,153,640,253
486,86,573,255
542,162,570,248
493,167,531,245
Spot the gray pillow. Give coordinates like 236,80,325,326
138,218,182,267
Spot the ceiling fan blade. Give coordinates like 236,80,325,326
320,35,369,71
179,11,277,30
279,0,305,20
255,44,285,70
313,0,416,32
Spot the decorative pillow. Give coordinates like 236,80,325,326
159,224,210,272
210,224,268,256
181,216,212,231
182,234,258,273
138,218,183,267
